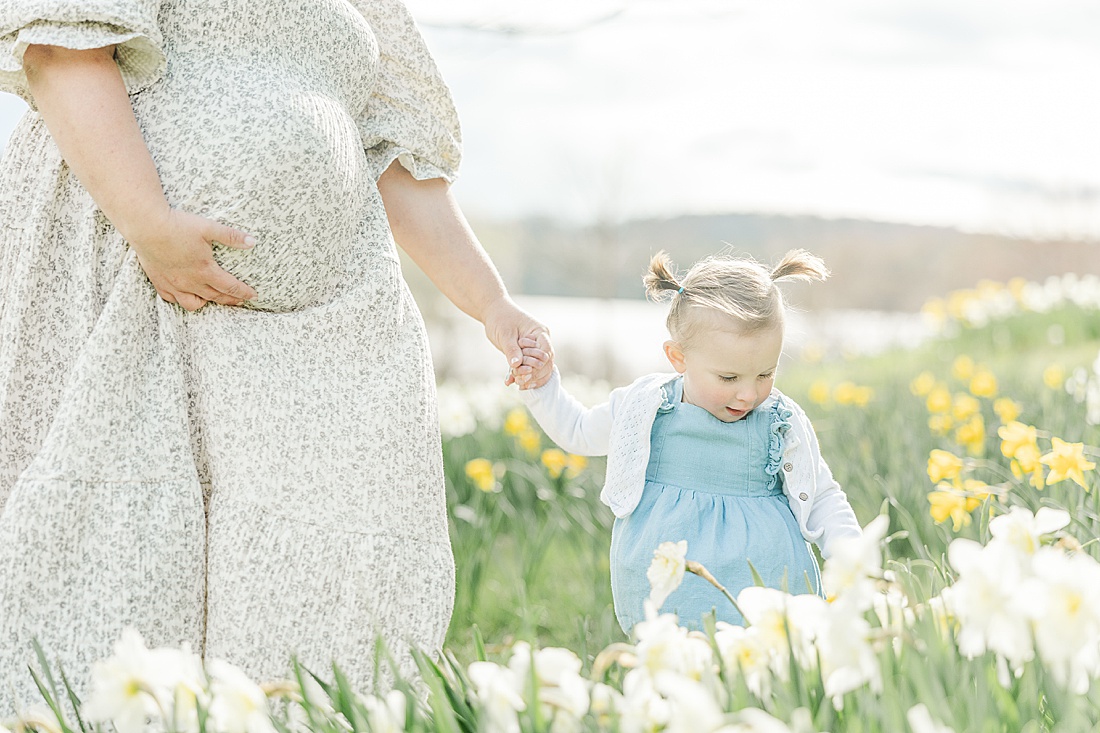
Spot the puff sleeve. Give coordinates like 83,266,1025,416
0,0,165,109
352,0,461,183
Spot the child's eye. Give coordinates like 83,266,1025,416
759,372,775,380
719,375,737,382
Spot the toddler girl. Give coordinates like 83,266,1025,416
516,249,862,632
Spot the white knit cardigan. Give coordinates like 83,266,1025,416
518,369,863,559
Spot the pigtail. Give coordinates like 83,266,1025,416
644,250,683,302
770,249,829,284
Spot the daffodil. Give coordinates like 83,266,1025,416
541,448,567,479
853,386,874,407
955,415,986,457
993,397,1021,424
464,458,497,493
1043,364,1065,390
969,369,998,398
503,407,529,436
647,540,688,609
998,421,1038,460
926,386,952,414
1041,437,1096,490
928,414,953,436
952,393,981,422
808,380,830,406
927,449,964,484
517,428,541,457
833,381,859,406
928,489,973,532
1009,448,1046,490
565,454,587,478
910,371,936,397
921,298,947,324
952,355,976,382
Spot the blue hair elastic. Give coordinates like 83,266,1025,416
677,286,684,294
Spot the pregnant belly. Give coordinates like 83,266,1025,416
140,90,371,312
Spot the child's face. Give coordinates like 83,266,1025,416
663,320,783,423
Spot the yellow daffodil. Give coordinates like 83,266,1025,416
928,414,954,436
465,458,497,493
853,386,874,407
969,369,998,399
947,292,977,322
959,478,992,507
926,386,952,414
951,355,976,382
928,489,974,531
955,415,986,457
1010,451,1046,490
1043,364,1065,391
808,380,830,406
565,454,588,478
910,371,936,397
503,408,529,436
518,428,541,457
1041,437,1096,490
993,397,1021,424
541,449,567,479
975,280,1002,299
952,393,981,422
998,421,1038,460
922,299,948,327
833,381,859,406
1007,277,1027,303
927,449,964,484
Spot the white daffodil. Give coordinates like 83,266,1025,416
151,645,207,733
1022,548,1100,693
508,642,590,725
713,623,773,699
989,506,1070,555
906,703,956,733
362,690,407,733
82,628,167,733
647,541,688,609
653,673,726,733
715,707,796,732
632,608,714,680
618,669,671,733
947,538,1034,667
205,659,276,733
468,661,525,733
814,604,881,702
821,515,890,611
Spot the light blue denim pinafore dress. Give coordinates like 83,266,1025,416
609,376,822,632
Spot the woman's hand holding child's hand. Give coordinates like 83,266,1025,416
508,335,553,390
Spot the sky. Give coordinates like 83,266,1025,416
1,0,1097,240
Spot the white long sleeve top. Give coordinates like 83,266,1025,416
518,369,863,559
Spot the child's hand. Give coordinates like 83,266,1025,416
506,334,553,390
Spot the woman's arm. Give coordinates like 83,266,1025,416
376,161,553,388
22,44,257,310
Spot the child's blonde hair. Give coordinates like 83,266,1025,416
644,249,829,345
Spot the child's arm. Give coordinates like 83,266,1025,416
790,402,862,559
516,367,614,456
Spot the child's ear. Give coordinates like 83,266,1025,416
663,340,687,374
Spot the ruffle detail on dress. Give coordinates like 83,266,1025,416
657,378,678,413
0,18,166,109
366,140,458,184
764,396,793,476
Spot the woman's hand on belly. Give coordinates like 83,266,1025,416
21,44,257,312
129,208,259,311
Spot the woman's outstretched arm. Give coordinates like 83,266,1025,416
377,161,554,389
22,43,256,310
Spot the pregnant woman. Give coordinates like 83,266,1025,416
0,0,551,712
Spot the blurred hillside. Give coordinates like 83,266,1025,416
456,213,1098,311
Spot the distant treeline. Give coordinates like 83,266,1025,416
464,213,1099,312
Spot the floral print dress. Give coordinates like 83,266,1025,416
0,0,460,713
